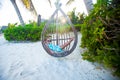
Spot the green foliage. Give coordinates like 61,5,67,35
74,24,81,31
67,8,85,31
68,8,85,25
81,0,120,77
4,22,45,42
68,8,78,24
8,23,18,28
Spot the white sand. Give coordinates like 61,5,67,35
0,33,119,80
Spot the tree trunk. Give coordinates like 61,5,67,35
83,0,93,15
21,0,37,21
10,0,25,26
29,0,37,16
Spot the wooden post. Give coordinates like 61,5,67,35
37,14,41,26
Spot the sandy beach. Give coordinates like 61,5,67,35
0,33,119,80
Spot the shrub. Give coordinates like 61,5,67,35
81,0,120,77
4,22,45,42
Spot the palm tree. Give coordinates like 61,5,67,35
10,0,83,26
10,0,52,26
10,0,38,26
10,0,25,26
66,0,93,14
21,0,52,18
21,0,37,18
66,0,75,5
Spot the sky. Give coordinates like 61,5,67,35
33,0,88,19
0,0,96,26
